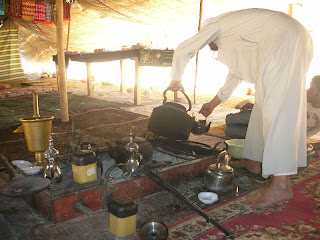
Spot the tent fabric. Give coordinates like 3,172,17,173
0,29,25,82
4,0,202,64
0,0,317,78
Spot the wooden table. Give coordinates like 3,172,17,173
53,48,174,105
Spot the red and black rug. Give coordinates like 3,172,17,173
167,158,320,239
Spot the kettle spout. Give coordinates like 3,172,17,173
205,122,212,132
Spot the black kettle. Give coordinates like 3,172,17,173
148,88,194,141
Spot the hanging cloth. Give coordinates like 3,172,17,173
42,3,54,25
9,0,22,18
63,1,70,21
34,2,45,22
22,0,35,21
0,29,25,82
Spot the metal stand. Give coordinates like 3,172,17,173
140,165,235,239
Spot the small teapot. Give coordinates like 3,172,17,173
44,157,62,184
125,132,143,174
44,136,62,183
191,117,211,135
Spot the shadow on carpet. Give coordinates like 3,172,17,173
0,90,131,127
0,92,150,160
206,124,229,140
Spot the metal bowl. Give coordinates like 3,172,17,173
139,221,168,240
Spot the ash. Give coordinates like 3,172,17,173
152,148,193,164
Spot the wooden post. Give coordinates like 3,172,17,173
55,63,60,90
66,10,71,51
120,59,125,92
56,0,69,122
288,4,293,16
86,62,93,95
134,57,141,105
193,0,203,104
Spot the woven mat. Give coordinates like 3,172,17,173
206,124,229,139
167,157,320,239
0,91,149,160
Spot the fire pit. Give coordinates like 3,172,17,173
24,135,218,223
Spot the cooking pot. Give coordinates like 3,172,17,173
225,139,245,159
148,88,194,140
204,154,234,192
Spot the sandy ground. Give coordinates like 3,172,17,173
3,76,320,142
0,77,255,240
2,77,254,126
1,77,319,240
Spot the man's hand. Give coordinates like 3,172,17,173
167,80,184,92
240,103,254,112
199,102,215,117
199,95,221,117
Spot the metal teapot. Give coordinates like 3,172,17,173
107,136,152,165
125,132,143,174
191,118,212,135
44,136,62,183
204,146,234,192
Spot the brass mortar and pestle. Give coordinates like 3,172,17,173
20,93,54,167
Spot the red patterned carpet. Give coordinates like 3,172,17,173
167,158,320,239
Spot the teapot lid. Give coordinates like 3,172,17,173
125,132,139,152
208,163,233,173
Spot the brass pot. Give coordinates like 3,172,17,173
20,116,54,166
20,116,54,152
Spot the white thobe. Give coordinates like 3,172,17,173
170,8,314,177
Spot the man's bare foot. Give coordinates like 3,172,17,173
245,176,293,209
230,158,262,174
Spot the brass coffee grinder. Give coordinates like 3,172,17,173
20,93,54,166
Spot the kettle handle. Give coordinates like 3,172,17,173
213,141,228,153
163,88,192,112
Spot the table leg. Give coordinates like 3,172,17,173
120,59,125,92
86,62,93,95
134,57,141,106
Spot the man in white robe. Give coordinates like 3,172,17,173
168,8,314,208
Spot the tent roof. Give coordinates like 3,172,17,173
1,0,319,68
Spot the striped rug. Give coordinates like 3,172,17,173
0,29,25,82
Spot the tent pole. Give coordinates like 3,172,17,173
67,13,71,51
288,4,293,16
193,0,203,104
56,0,69,122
